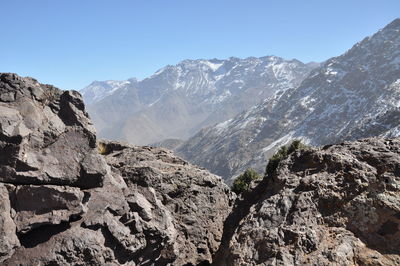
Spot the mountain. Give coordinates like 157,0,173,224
150,138,185,150
81,56,317,145
80,79,136,105
177,18,400,181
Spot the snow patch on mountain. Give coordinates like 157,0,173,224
81,56,317,145
177,18,400,181
80,80,132,104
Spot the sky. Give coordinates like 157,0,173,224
1,0,399,90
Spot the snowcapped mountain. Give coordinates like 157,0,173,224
81,56,316,145
80,79,136,105
177,18,400,182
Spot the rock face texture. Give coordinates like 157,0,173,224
178,18,400,182
0,73,103,188
214,138,400,265
1,73,400,265
81,57,316,145
0,73,234,265
98,140,235,265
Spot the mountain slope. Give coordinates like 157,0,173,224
80,79,136,105
178,18,400,181
82,57,317,145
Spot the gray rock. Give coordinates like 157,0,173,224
0,184,19,262
214,138,400,265
0,73,105,188
5,226,117,265
0,73,235,265
99,140,235,265
12,185,84,233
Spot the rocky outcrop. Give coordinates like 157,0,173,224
215,138,400,265
97,140,235,265
0,73,234,265
0,73,104,188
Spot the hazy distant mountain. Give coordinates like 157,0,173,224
81,56,317,145
177,18,400,182
150,138,185,150
81,79,137,105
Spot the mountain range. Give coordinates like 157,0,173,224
81,57,317,145
177,18,400,181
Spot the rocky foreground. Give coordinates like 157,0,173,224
0,73,399,265
215,138,400,265
0,73,234,265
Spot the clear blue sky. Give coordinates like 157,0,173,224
1,0,399,90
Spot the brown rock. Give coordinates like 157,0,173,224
99,140,235,265
5,226,116,265
215,138,400,265
12,185,84,233
0,184,19,262
0,73,105,188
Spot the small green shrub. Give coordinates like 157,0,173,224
232,168,261,194
265,139,307,176
265,145,288,176
287,139,307,154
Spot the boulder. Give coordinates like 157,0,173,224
0,73,105,188
100,141,235,264
12,185,84,233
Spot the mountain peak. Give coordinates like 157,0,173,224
82,55,317,145
178,18,400,180
384,17,400,30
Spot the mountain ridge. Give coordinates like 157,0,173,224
177,18,400,181
81,55,317,145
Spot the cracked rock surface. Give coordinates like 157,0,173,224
0,73,234,265
215,138,400,266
